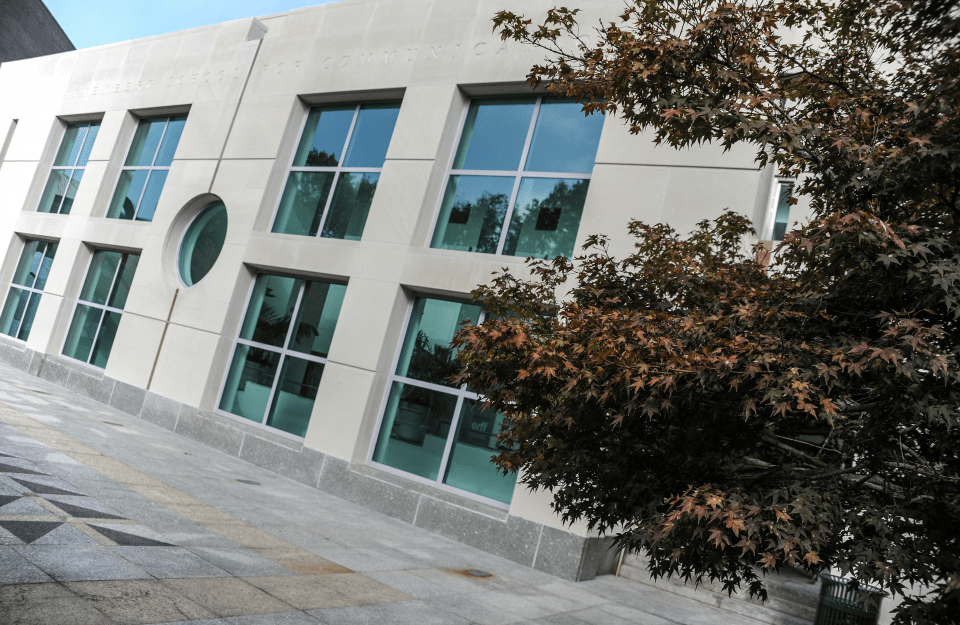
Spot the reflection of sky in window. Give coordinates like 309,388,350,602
295,107,354,166
343,105,400,167
455,100,535,171
525,101,603,173
155,117,186,166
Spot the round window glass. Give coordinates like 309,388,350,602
178,201,227,286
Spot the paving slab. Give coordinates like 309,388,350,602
0,360,816,625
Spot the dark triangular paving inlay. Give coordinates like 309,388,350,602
87,524,172,547
0,462,48,476
43,499,125,520
0,495,21,508
10,478,84,497
0,520,62,543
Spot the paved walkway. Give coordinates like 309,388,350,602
0,362,789,625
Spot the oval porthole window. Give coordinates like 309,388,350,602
178,201,227,286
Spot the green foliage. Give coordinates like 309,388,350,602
453,1,960,622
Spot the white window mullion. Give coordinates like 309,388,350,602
263,352,286,426
435,393,466,486
150,117,171,167
495,98,541,255
282,281,307,350
84,307,108,364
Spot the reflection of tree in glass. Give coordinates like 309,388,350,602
322,174,378,238
398,331,460,437
508,179,588,258
248,287,317,366
305,148,338,167
447,192,509,253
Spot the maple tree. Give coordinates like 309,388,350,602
452,1,960,622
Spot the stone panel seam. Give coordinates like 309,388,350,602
315,453,327,489
416,492,508,521
412,493,422,525
173,400,183,431
531,524,545,569
237,432,247,459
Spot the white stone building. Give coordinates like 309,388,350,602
0,0,805,580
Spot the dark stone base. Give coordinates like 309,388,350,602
0,343,619,581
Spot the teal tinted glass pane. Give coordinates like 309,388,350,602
219,344,281,423
525,101,603,173
107,254,139,309
443,399,515,503
54,125,82,166
10,241,41,287
178,202,228,286
0,288,30,337
372,381,458,480
266,356,322,437
342,104,400,167
79,250,121,305
17,291,41,340
154,116,186,166
773,183,793,241
320,172,378,240
62,303,102,363
135,170,167,222
503,178,588,259
453,99,535,171
125,118,166,166
289,281,345,357
58,169,83,215
89,310,121,368
33,242,57,290
292,106,354,167
396,297,481,386
75,123,99,167
239,274,301,348
431,175,512,254
271,171,335,237
37,170,71,213
106,170,149,219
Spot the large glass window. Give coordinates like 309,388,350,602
0,240,58,341
218,274,346,438
372,297,515,505
431,98,603,259
106,115,186,221
37,121,100,215
62,250,139,368
271,103,401,241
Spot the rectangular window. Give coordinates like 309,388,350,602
0,239,58,341
271,102,401,240
37,121,100,215
371,296,515,505
106,115,187,221
766,179,794,241
431,98,603,259
62,250,140,368
218,274,346,438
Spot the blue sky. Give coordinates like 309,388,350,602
45,0,338,50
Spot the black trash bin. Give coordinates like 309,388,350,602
814,574,885,625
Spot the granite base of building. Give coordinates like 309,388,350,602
0,339,619,582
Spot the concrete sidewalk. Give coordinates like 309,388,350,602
0,361,798,625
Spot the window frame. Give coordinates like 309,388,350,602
0,238,58,342
763,177,795,241
268,102,400,241
37,120,100,215
106,114,186,222
215,272,347,439
367,294,513,510
60,248,140,370
427,96,600,258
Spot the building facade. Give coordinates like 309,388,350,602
0,0,808,580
